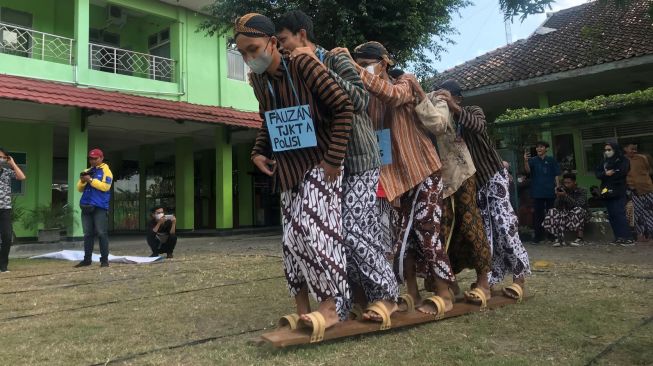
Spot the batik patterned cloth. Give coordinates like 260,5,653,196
281,167,350,320
342,168,399,304
477,169,531,285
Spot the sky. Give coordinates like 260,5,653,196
432,0,589,72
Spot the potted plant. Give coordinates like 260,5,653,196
20,204,74,243
10,196,25,243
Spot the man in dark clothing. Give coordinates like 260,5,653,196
524,141,561,243
543,173,588,247
147,207,177,258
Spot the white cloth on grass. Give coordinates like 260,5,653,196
30,250,163,264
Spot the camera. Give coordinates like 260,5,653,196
80,171,91,177
556,186,565,193
164,214,175,220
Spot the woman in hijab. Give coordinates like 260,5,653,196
595,142,632,245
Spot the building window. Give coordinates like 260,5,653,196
148,28,172,82
0,7,33,58
227,46,249,81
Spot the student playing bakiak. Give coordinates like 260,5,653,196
276,10,399,325
234,13,354,336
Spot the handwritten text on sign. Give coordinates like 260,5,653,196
376,129,392,165
265,105,317,152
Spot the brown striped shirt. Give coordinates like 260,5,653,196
362,70,442,201
458,106,504,188
250,54,354,191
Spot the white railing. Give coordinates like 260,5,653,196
89,43,175,82
0,21,74,64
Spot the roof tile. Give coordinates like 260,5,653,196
0,74,261,128
432,0,653,91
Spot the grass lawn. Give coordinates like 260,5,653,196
1,240,651,366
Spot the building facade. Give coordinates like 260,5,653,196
0,0,278,240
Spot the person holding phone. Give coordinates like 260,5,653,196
0,148,26,273
147,206,177,258
542,173,588,247
524,141,561,244
75,148,113,268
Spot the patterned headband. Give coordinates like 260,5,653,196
234,13,275,38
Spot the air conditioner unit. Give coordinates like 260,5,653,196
107,5,127,28
1,29,19,45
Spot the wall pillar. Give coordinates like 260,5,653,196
237,144,253,227
138,145,155,230
175,137,194,230
67,109,88,238
74,0,90,81
215,126,232,229
35,125,53,211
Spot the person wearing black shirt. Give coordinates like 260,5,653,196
147,207,177,258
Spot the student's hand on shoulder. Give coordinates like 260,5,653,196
330,47,352,61
319,161,341,182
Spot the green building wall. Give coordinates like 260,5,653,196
0,0,262,238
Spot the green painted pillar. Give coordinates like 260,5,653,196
138,145,155,230
215,126,233,229
74,0,90,80
237,144,254,227
67,109,88,238
36,125,53,210
175,137,194,230
199,151,212,228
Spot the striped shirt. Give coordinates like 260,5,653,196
362,70,442,201
318,46,380,174
250,54,354,191
458,106,504,188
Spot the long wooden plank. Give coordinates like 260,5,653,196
259,292,527,348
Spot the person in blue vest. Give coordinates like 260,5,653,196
75,148,113,268
524,141,561,244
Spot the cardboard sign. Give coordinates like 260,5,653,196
376,129,392,165
265,105,317,152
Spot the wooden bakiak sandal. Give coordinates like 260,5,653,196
502,283,524,303
398,294,415,313
303,311,327,343
464,288,488,310
422,296,448,319
365,301,392,330
277,313,301,330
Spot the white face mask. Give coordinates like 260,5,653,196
155,213,164,220
246,38,273,75
365,62,380,75
0,157,6,164
604,150,615,158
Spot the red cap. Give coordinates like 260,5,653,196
88,148,104,159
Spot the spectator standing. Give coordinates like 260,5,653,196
624,143,653,242
75,149,113,267
596,142,632,246
0,148,26,273
524,141,561,243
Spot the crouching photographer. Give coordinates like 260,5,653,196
147,207,177,258
542,173,588,247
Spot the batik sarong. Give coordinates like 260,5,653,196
343,168,399,304
281,167,350,320
477,168,531,285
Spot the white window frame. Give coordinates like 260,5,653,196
227,46,249,82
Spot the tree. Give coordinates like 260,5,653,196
199,0,650,79
199,0,469,79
